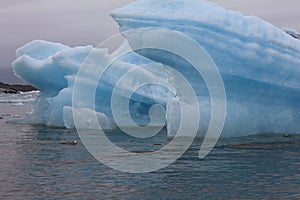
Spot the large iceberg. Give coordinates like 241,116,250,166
12,0,300,138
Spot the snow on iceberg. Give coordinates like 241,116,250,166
12,0,300,138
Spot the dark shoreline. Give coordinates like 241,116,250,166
0,82,37,93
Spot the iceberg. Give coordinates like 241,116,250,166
112,0,300,137
12,0,300,138
13,40,175,128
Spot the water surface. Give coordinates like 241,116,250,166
0,93,299,199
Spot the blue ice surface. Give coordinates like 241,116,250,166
112,0,300,137
12,0,300,138
13,40,174,128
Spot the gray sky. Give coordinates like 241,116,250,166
0,0,299,84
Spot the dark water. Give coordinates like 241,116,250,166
1,103,300,199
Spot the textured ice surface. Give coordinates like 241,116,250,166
12,0,300,137
63,106,116,130
112,0,300,137
13,40,174,129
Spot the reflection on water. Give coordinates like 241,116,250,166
1,118,300,199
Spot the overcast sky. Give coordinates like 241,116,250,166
0,0,299,83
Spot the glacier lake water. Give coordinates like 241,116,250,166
0,92,299,199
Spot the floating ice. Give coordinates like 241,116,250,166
63,106,117,130
12,0,300,137
13,40,174,128
0,91,39,104
112,0,300,137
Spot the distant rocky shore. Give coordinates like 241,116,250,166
0,82,37,93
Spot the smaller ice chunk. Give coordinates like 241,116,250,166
166,99,200,138
166,100,180,138
46,87,72,127
63,106,117,130
12,39,176,129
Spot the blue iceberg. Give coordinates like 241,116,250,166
12,0,300,138
13,40,174,129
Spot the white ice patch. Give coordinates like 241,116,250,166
63,106,117,130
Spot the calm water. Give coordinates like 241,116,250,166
0,93,299,199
